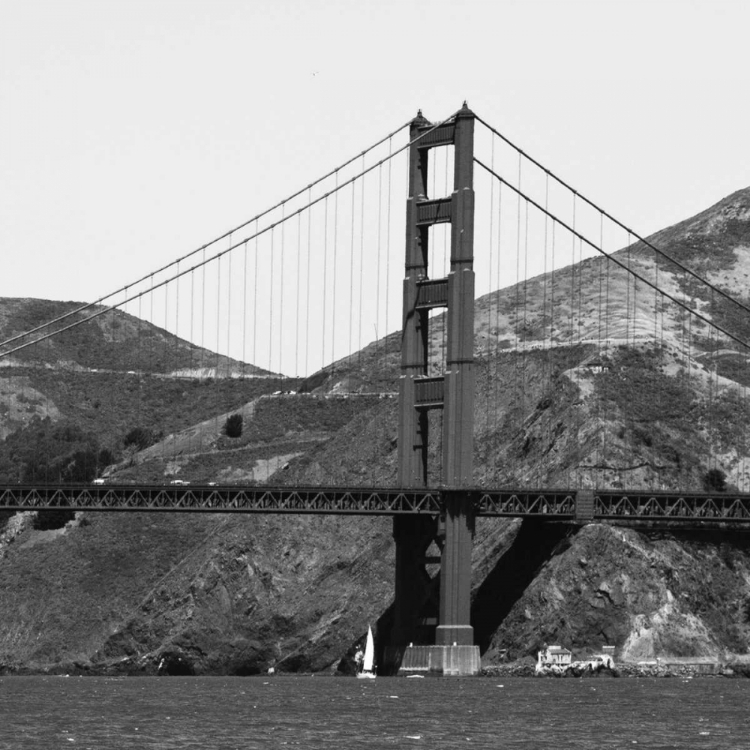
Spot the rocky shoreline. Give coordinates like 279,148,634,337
481,661,750,679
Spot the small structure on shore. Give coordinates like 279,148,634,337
535,645,616,677
537,645,572,667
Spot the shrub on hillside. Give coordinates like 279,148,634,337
123,426,156,451
703,468,727,493
224,413,243,438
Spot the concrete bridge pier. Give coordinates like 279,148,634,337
436,492,475,648
398,493,480,676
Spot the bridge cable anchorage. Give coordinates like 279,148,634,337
474,157,750,354
0,111,462,361
474,115,750,323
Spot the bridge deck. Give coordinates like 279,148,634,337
1,485,750,524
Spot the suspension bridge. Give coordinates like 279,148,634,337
2,103,750,674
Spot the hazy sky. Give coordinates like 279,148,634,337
2,0,748,305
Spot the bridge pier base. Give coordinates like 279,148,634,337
399,644,480,676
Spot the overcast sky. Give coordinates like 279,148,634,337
2,0,748,306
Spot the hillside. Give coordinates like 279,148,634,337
0,297,275,376
0,300,286,473
2,187,750,675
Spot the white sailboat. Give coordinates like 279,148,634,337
357,625,376,679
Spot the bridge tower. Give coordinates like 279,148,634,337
390,103,480,676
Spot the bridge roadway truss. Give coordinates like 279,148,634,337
2,484,750,523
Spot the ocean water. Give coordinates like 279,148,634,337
2,675,749,749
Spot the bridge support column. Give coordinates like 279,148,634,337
393,104,479,675
393,515,437,642
436,493,474,646
431,104,479,674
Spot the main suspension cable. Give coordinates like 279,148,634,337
475,157,750,353
0,120,411,350
476,115,750,321
1,111,462,359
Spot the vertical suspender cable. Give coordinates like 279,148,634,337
227,235,233,368
332,173,339,373
357,159,367,368
242,239,248,375
570,194,576,346
217,254,222,376
514,155,522,429
269,228,275,372
280,209,285,377
625,232,632,347
190,263,195,375
136,288,143,447
522,196,529,434
163,264,169,373
385,138,393,362
305,191,312,376
175,261,180,351
296,212,302,377
253,221,259,375
488,137,495,371
543,174,551,486
201,250,206,376
376,162,383,363
542,173,554,382
494,176,503,468
488,138,495,449
215,254,221,440
348,176,356,367
321,197,328,374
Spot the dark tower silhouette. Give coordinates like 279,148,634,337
391,103,479,675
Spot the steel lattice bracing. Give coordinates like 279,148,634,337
3,484,750,524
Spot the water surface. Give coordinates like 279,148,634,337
2,675,749,749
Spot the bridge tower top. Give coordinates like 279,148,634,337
397,105,476,489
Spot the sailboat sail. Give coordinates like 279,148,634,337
357,625,376,679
